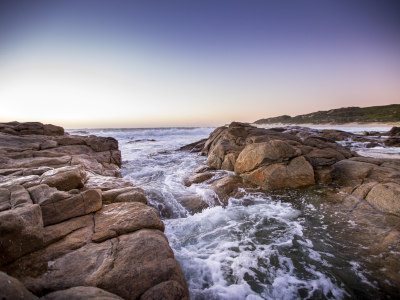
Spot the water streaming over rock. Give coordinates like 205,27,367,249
68,126,398,299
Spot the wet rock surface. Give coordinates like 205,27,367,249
0,122,188,300
178,122,400,295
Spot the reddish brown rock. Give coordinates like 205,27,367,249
83,172,133,191
234,140,300,174
28,184,102,226
0,204,44,266
184,172,214,187
241,156,315,190
365,183,400,216
92,202,165,243
141,280,188,300
40,165,86,191
0,271,38,300
41,286,123,300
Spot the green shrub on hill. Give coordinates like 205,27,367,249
254,104,400,124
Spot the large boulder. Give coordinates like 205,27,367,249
241,156,315,190
7,229,189,300
0,204,43,266
234,140,300,174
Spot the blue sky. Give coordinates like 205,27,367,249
0,0,399,127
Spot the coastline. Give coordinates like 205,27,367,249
251,122,400,128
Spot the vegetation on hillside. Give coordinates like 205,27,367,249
254,104,400,124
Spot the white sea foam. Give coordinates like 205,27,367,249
75,126,392,299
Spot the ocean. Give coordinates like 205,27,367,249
68,125,397,300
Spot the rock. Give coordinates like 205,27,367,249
40,286,124,300
184,172,214,187
114,190,148,204
92,202,165,243
365,183,400,216
221,153,236,171
12,230,188,300
35,187,102,226
110,150,122,167
178,139,207,152
43,124,64,136
211,175,248,205
40,140,58,150
54,136,86,146
193,165,210,173
384,137,400,147
385,126,400,137
101,187,145,204
234,140,300,174
9,185,32,208
84,136,118,152
141,280,187,300
83,172,133,191
365,142,381,148
352,182,379,199
0,156,71,169
304,148,345,167
333,160,375,187
0,187,11,211
0,204,43,266
71,155,104,175
241,156,315,190
40,165,86,191
0,271,38,300
314,165,335,184
2,127,20,136
1,215,94,280
0,175,40,189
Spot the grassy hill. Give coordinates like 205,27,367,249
254,104,400,125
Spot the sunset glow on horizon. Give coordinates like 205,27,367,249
1,0,399,128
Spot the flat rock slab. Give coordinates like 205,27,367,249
14,229,188,300
83,172,133,191
92,202,165,243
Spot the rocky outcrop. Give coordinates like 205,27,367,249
0,122,64,137
200,122,354,189
0,122,189,299
196,122,400,220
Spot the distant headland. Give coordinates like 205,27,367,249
253,104,400,126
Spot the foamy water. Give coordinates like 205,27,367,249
68,126,399,299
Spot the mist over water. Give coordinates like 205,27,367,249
68,126,398,299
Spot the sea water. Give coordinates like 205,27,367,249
68,126,397,299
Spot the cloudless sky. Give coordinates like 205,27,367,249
0,0,399,128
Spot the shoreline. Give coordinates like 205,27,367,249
251,122,399,128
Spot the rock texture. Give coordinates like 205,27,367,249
0,122,188,300
200,122,353,189
197,122,400,220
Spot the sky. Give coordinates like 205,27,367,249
0,0,399,128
